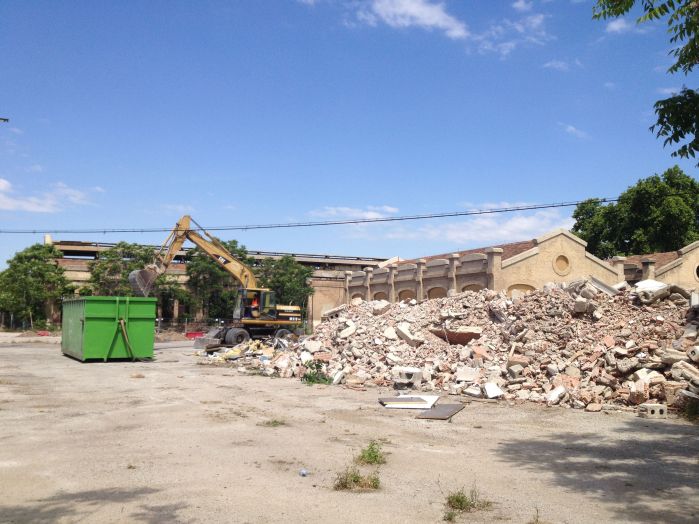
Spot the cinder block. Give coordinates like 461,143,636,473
638,403,667,419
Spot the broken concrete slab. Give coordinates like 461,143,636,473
484,382,504,399
395,322,423,347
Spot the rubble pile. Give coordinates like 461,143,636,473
200,280,699,411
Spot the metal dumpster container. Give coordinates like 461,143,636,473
62,296,156,361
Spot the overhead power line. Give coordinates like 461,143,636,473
0,198,619,235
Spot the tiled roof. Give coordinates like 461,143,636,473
399,239,537,266
623,251,680,270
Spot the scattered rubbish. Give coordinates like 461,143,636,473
299,468,309,477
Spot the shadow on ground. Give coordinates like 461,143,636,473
0,487,191,523
496,417,699,523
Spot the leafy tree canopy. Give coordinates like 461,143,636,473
88,242,187,307
572,166,699,257
185,239,252,319
594,1,699,163
256,255,315,309
0,244,73,324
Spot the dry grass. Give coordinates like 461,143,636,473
333,465,380,491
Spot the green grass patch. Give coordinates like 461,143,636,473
356,440,386,465
333,465,380,491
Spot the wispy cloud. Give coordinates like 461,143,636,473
162,203,195,213
0,178,101,213
543,59,570,71
25,163,44,173
356,0,469,40
473,13,552,57
603,81,616,90
8,127,23,135
512,0,532,12
384,208,575,246
559,122,589,139
346,1,552,57
657,87,680,96
309,205,399,220
604,17,648,35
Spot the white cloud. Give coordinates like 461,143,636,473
356,0,469,40
473,13,552,57
309,205,399,220
657,87,680,96
559,122,589,139
0,179,101,213
605,18,633,33
512,0,532,12
385,208,575,246
25,163,44,173
342,1,553,57
162,203,195,213
603,81,616,90
543,59,570,71
8,127,23,135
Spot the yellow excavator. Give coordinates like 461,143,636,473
129,215,303,349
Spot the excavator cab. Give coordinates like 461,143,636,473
234,289,277,320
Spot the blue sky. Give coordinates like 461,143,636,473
0,0,696,266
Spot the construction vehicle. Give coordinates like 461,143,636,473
128,215,303,349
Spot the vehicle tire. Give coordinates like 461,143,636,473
274,328,292,340
224,328,250,346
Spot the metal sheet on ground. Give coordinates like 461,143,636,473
416,404,464,420
378,396,439,409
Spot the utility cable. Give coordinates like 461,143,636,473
0,198,619,235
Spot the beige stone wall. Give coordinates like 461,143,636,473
346,229,622,301
655,242,699,291
499,230,621,296
308,277,346,329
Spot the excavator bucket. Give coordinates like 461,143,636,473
128,269,157,297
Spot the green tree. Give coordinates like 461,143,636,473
572,166,699,256
88,242,189,313
0,244,73,327
185,239,252,319
256,255,314,309
593,1,699,163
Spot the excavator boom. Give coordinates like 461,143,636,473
129,215,257,296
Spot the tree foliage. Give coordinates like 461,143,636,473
185,239,252,319
256,255,315,308
88,242,189,311
572,166,699,257
593,1,699,163
0,244,73,325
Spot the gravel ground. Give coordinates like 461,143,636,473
0,343,698,524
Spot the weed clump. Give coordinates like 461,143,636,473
302,361,332,385
333,465,380,491
442,484,491,520
258,419,287,427
356,440,386,465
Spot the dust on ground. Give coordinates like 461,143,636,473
0,343,697,524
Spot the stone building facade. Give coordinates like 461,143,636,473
621,240,699,290
345,229,626,302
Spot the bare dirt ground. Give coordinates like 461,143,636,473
1,343,698,524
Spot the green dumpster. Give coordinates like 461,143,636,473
62,296,156,361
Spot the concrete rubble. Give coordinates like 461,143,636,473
198,279,699,413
